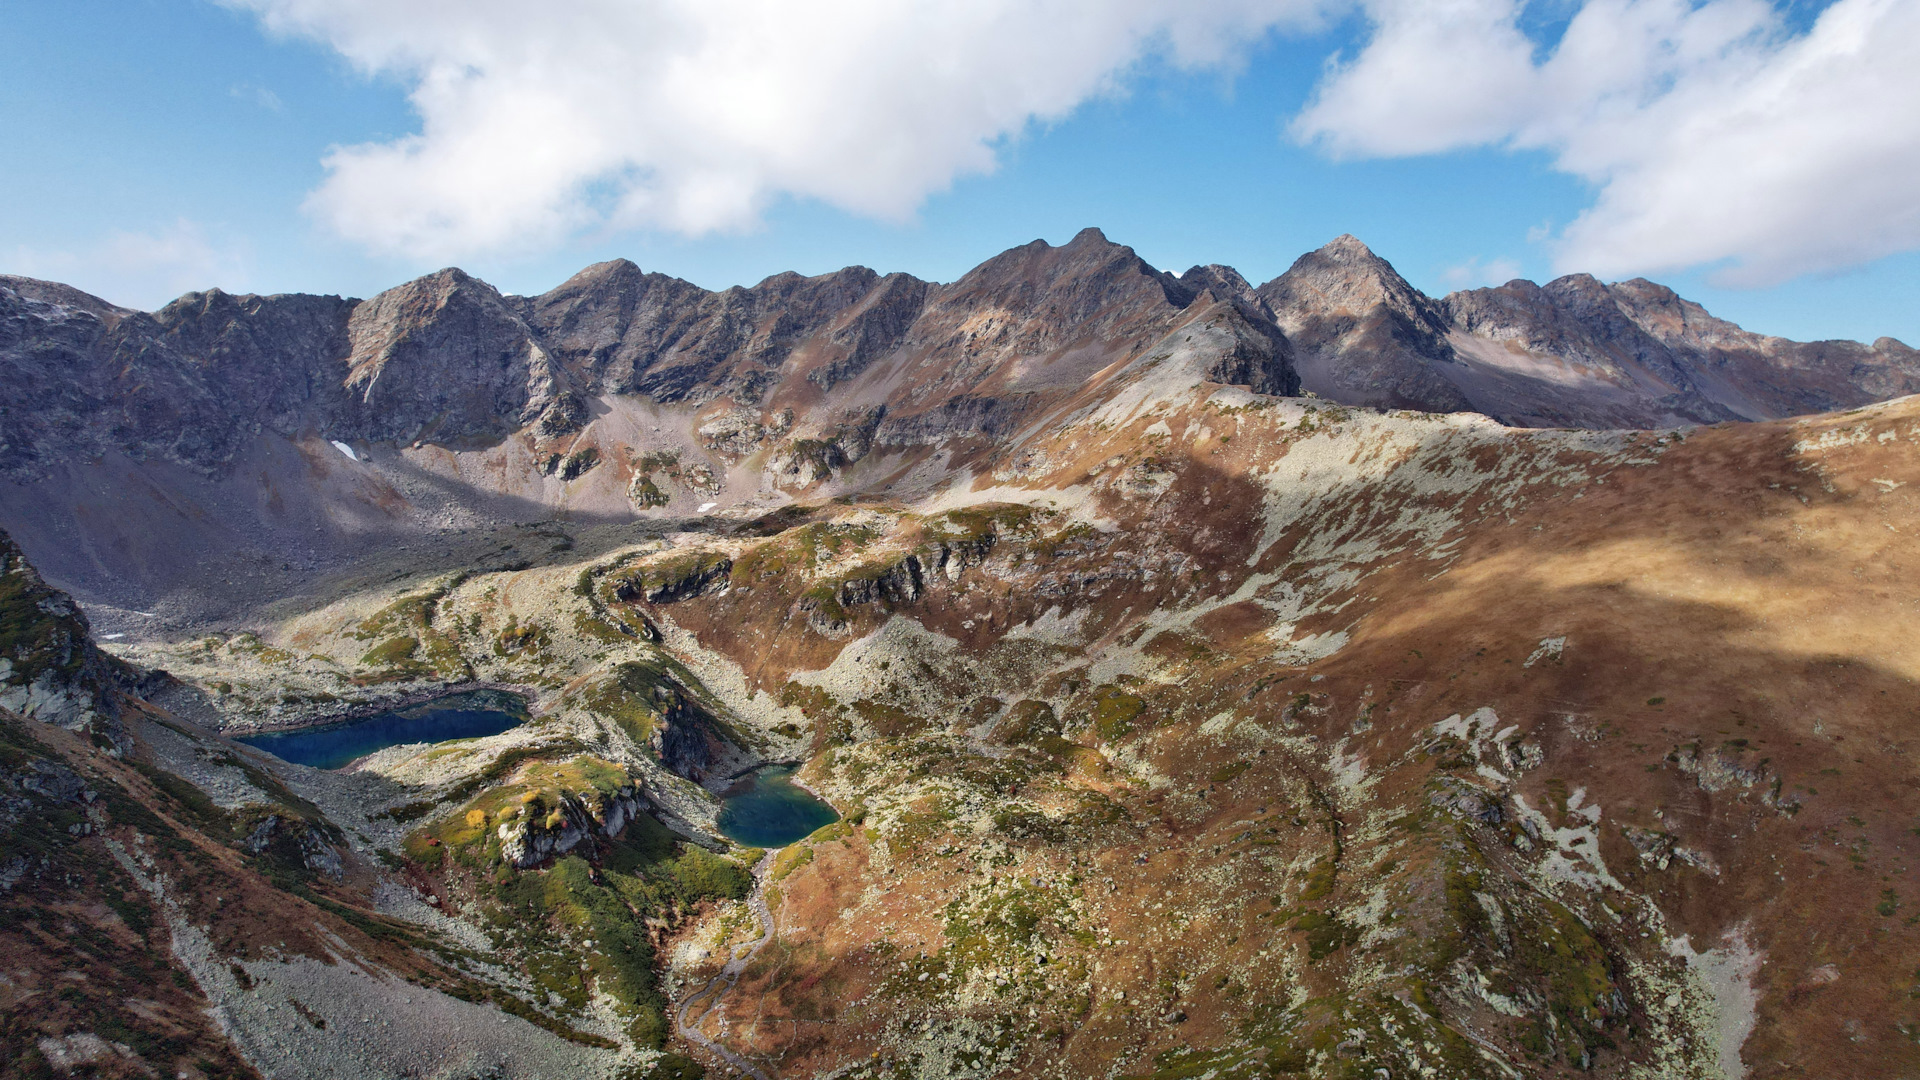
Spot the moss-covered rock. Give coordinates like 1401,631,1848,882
409,755,648,869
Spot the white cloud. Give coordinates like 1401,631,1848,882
7,220,252,311
227,0,1327,261
231,83,287,112
1293,0,1920,286
1442,255,1523,288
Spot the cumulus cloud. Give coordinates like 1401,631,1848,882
228,0,1326,260
7,220,252,311
1294,0,1920,286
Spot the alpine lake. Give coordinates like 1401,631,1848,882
237,689,529,771
715,764,839,848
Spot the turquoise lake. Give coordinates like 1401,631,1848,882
237,690,528,771
715,764,839,848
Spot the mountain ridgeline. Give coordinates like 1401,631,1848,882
4,228,1915,624
6,228,1916,481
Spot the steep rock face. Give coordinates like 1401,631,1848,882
1175,262,1261,307
1439,274,1745,427
0,527,124,735
1253,236,1920,428
527,259,909,404
851,227,1255,441
1607,277,1920,412
0,277,355,481
1190,299,1299,397
1256,235,1471,412
496,773,648,869
341,268,561,445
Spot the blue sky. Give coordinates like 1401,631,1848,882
4,0,1918,346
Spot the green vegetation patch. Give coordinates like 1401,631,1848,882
1297,856,1338,902
494,854,664,1043
464,817,756,1049
1289,910,1359,961
492,614,551,658
942,879,1091,978
1209,761,1251,785
610,550,734,605
350,578,470,678
628,474,671,509
994,700,1079,758
583,663,665,744
852,698,924,738
360,635,420,667
581,655,752,754
923,504,1038,546
408,751,620,866
559,447,600,480
770,844,815,882
1089,686,1147,742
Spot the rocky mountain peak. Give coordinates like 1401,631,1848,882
0,274,130,325
1253,235,1466,411
1258,234,1444,327
343,266,553,445
1176,264,1259,308
942,225,1191,328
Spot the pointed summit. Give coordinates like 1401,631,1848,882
1254,237,1468,413
1318,233,1377,258
1063,225,1113,248
1259,235,1435,321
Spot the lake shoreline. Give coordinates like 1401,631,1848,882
236,690,531,771
713,763,840,849
225,679,543,735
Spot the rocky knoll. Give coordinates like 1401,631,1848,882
0,526,129,737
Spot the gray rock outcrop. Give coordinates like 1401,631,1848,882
496,776,648,869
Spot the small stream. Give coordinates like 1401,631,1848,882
714,764,838,848
236,689,529,770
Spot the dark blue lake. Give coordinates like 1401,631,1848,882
716,764,839,848
237,690,528,770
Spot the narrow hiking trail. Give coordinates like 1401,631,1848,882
675,851,777,1080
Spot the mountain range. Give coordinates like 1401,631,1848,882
3,228,1916,625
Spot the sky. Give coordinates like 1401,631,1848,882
4,0,1919,345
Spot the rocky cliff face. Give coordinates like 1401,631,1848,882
0,527,126,737
1257,235,1920,428
496,768,648,869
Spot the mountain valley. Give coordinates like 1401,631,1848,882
2,231,1918,1080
